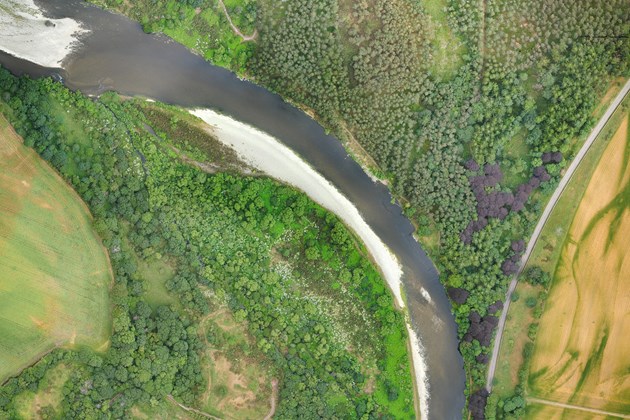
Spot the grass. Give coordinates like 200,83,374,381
12,363,71,419
198,308,273,419
423,0,466,79
500,129,531,189
528,112,630,413
273,224,415,418
131,400,191,420
138,256,177,309
0,114,112,382
136,101,246,173
526,94,630,277
491,283,539,399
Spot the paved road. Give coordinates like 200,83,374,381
528,397,630,418
485,78,630,392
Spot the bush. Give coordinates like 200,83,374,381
525,296,537,308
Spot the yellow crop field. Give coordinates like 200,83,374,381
0,114,112,381
529,115,630,413
526,401,614,420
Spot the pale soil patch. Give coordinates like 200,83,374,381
530,116,630,412
263,379,278,420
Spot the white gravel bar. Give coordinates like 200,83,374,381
0,0,86,68
191,108,430,419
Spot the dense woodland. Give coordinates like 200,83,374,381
13,0,630,417
0,69,415,418
93,0,630,417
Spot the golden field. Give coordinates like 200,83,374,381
529,115,630,413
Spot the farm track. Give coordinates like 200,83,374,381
485,78,630,392
528,397,630,419
166,395,223,420
216,0,257,42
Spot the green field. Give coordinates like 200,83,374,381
0,114,111,382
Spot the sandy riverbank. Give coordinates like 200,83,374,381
191,108,430,419
0,0,86,68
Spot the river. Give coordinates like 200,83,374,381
0,0,465,418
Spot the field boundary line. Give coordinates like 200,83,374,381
485,77,630,392
528,397,630,418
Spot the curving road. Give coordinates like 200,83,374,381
486,78,630,393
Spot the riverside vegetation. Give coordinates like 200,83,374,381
0,68,415,418
90,0,630,416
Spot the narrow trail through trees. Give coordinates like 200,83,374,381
485,77,630,393
216,0,257,42
167,395,223,420
263,379,278,420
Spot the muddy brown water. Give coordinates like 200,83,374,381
0,1,465,417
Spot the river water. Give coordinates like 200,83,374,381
0,0,465,417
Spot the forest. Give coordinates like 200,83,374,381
0,68,415,418
10,0,630,417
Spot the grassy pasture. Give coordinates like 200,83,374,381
529,115,630,413
0,115,111,382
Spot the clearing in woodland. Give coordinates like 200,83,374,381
0,114,111,382
198,308,273,420
529,114,630,413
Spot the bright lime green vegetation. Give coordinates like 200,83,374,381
0,113,111,382
0,71,416,418
89,0,256,73
487,93,630,419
